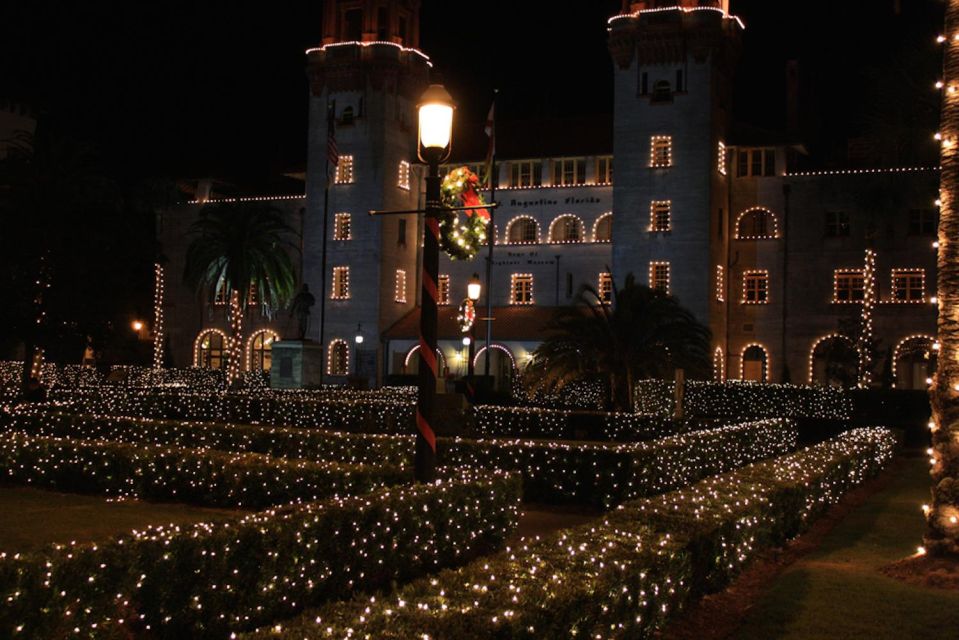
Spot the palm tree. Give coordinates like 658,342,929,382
524,274,710,412
183,202,297,385
926,0,959,557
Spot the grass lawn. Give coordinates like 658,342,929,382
734,456,959,640
0,486,244,553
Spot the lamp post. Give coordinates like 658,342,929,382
466,273,481,401
415,84,455,483
353,323,364,377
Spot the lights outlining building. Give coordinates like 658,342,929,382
159,0,937,391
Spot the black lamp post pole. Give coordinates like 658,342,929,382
467,324,476,402
415,161,441,482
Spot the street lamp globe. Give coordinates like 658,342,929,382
462,336,471,347
354,323,364,345
467,273,482,302
417,84,455,164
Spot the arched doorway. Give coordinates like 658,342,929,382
194,329,228,370
741,344,768,382
809,335,859,387
894,335,936,390
473,344,517,392
403,345,449,380
247,330,280,372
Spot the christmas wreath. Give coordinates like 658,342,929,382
457,299,476,333
439,166,490,260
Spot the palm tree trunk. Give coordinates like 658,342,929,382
926,1,959,556
228,290,243,387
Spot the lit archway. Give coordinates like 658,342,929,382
713,347,725,381
194,329,229,370
735,207,780,240
473,344,517,393
740,343,769,382
592,212,613,243
547,214,586,243
504,215,540,244
893,334,936,389
327,339,349,377
247,329,280,372
808,334,858,387
403,344,448,376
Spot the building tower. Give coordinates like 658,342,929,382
305,0,429,384
608,0,742,371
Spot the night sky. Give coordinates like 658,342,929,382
0,0,946,186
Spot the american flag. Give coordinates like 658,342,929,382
327,101,339,183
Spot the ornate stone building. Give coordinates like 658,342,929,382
159,0,938,390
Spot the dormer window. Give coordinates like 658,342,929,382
651,80,672,103
341,106,354,125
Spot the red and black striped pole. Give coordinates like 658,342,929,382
415,166,441,482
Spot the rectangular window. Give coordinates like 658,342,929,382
737,148,775,177
552,158,585,186
742,270,769,304
598,272,613,303
510,160,542,188
833,269,864,303
510,273,534,305
824,211,850,238
650,200,671,232
397,160,411,190
332,266,350,300
438,274,450,306
596,156,613,184
718,141,727,176
333,213,352,241
649,261,670,294
650,136,672,168
394,269,407,303
335,155,355,184
892,269,925,302
716,265,725,302
397,218,407,247
908,209,937,236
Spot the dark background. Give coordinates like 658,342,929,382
0,0,945,183
0,0,946,363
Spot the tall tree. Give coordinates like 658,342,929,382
183,202,297,385
524,274,710,412
927,0,959,556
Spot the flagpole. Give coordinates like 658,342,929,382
484,90,497,385
318,99,335,386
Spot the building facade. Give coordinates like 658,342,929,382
159,0,938,391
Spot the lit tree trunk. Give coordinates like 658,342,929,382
227,290,243,387
152,263,165,370
859,248,876,387
926,2,959,556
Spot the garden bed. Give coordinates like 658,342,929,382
248,427,896,639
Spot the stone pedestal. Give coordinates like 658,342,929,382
270,340,325,389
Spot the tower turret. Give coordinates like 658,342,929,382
304,0,429,384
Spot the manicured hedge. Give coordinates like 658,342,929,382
0,433,408,509
0,468,520,639
4,408,412,466
253,427,895,640
471,404,697,442
3,410,797,508
47,388,415,432
442,418,798,508
635,379,853,420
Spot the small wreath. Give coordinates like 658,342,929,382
439,167,490,261
457,299,476,333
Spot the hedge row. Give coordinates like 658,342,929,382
0,433,408,509
4,408,412,466
3,410,797,508
47,388,415,432
635,379,853,420
471,404,697,442
253,427,896,639
442,418,798,508
0,468,521,639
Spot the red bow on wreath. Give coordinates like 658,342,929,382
462,173,490,221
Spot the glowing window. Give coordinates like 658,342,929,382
395,269,407,303
327,340,349,376
598,272,613,304
892,269,925,302
335,155,354,184
552,158,585,186
833,269,864,303
438,274,450,306
650,136,672,168
649,262,670,294
332,266,350,300
510,274,533,305
743,271,769,304
397,160,411,190
650,201,671,232
334,213,352,241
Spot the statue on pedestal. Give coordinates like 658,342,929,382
289,284,316,340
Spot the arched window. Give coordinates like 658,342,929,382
247,330,280,372
506,216,539,244
735,207,780,239
741,344,768,382
592,213,613,242
893,335,937,390
808,335,858,387
713,347,725,381
328,339,349,377
195,329,227,370
549,215,584,243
